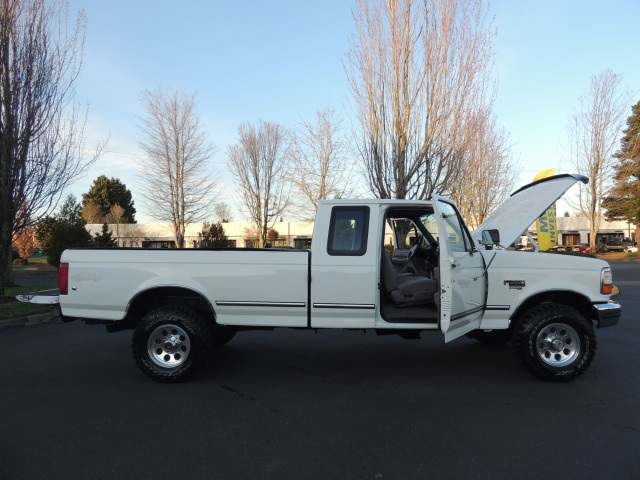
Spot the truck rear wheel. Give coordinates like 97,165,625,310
132,305,212,383
513,304,596,381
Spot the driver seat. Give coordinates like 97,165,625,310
382,252,438,307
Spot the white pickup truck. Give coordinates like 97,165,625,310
28,174,621,383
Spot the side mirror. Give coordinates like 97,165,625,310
481,229,500,246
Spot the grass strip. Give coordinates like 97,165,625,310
1,285,53,320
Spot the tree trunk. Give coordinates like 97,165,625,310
1,244,13,297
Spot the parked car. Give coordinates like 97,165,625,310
600,239,625,252
573,243,598,254
622,240,637,253
548,245,571,252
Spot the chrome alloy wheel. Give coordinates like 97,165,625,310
147,324,191,368
536,322,581,367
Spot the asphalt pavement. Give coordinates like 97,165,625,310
0,258,638,480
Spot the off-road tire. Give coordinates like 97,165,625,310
132,305,212,383
512,303,596,382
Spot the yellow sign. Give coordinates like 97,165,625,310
534,169,557,251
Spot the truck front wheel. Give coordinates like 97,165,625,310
513,304,596,381
132,305,212,383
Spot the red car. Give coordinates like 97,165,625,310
573,243,599,254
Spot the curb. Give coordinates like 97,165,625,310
0,312,52,330
13,271,58,277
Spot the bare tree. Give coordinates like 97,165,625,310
0,0,103,293
121,224,146,248
138,86,218,248
104,204,125,247
289,107,356,218
81,201,103,224
449,109,517,230
345,0,495,200
227,120,290,248
214,202,233,222
566,70,633,250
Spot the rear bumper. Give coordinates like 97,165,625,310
592,301,622,328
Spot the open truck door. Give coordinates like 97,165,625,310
432,197,486,342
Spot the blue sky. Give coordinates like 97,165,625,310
67,0,640,223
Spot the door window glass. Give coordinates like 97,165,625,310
435,200,473,253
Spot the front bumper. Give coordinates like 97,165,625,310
592,301,622,328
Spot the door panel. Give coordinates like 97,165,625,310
432,197,486,341
310,205,379,328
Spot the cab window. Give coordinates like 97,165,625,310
327,206,370,256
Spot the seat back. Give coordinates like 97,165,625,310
381,252,398,292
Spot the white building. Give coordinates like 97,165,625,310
87,216,635,249
86,221,315,249
556,217,635,247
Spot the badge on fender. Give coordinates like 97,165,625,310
504,280,525,290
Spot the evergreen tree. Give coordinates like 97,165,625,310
196,222,230,248
603,100,640,236
34,216,58,256
43,195,92,267
93,223,117,247
82,175,137,223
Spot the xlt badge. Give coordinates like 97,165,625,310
504,280,525,290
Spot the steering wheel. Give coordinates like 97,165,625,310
407,235,424,260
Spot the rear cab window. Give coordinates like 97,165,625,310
327,206,370,256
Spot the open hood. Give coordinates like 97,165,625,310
473,174,588,247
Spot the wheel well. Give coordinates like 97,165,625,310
124,287,216,326
510,291,595,328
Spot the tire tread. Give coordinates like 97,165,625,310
132,305,212,383
512,303,596,382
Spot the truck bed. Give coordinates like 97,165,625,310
60,248,311,327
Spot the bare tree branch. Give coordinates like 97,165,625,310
214,202,232,222
288,107,356,219
449,108,517,230
345,0,496,200
0,0,102,293
137,86,218,248
227,120,290,247
565,70,633,250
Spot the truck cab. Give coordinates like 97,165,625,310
310,198,485,342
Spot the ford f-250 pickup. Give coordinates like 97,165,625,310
23,174,621,382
